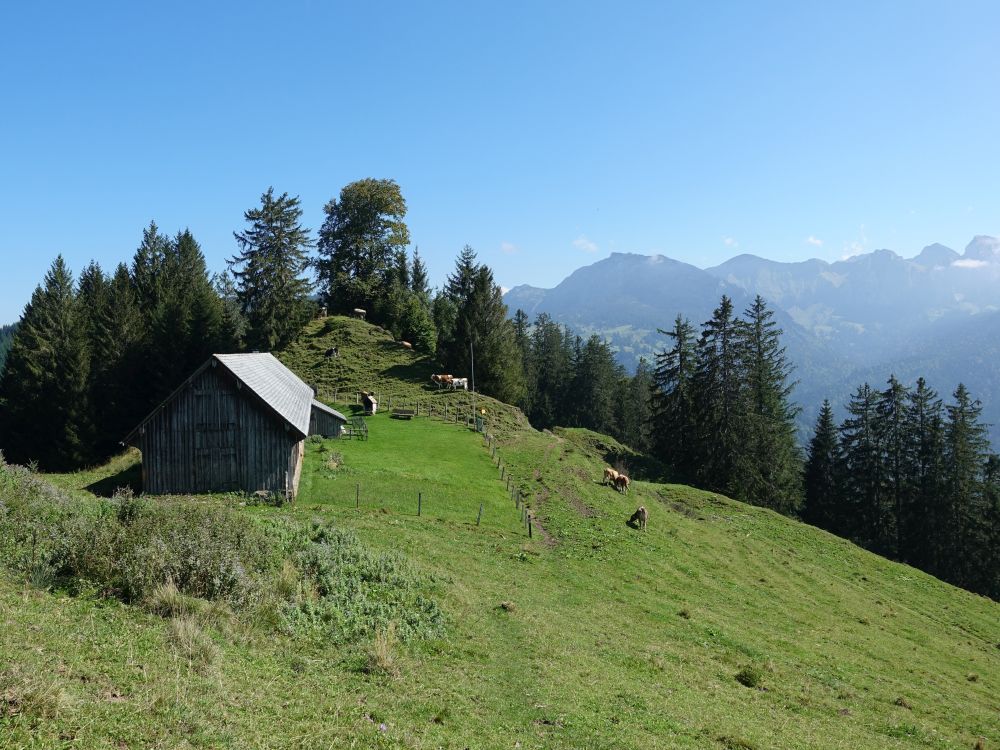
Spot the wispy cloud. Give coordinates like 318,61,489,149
806,235,823,247
500,286,510,294
952,259,989,269
841,224,868,260
500,241,518,255
573,234,598,253
723,236,738,248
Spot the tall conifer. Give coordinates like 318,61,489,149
230,188,314,350
0,257,90,469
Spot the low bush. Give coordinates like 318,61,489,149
0,458,445,645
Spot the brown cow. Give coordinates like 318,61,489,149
614,474,631,494
603,467,619,485
430,374,454,388
628,506,648,530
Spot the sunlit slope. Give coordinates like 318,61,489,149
2,314,995,749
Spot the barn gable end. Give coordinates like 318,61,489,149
125,353,317,498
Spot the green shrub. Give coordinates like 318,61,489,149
0,458,445,646
735,665,764,689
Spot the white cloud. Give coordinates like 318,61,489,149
500,286,510,294
952,259,989,269
723,236,738,248
806,235,823,246
500,241,518,255
573,234,598,253
840,224,869,260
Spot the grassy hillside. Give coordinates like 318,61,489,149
2,315,997,749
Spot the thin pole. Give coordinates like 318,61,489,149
470,338,476,425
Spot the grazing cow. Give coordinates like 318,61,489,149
614,474,631,494
324,347,339,358
431,374,454,389
628,506,648,530
400,340,412,349
603,467,619,485
352,308,367,319
450,377,468,390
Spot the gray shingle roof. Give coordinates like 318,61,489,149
215,353,313,437
311,399,347,422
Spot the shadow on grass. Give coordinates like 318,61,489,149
603,450,670,484
85,462,142,497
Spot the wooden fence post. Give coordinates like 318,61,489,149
477,503,483,526
356,483,359,508
418,492,422,517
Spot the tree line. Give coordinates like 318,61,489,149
1,179,996,598
803,380,1000,599
649,295,802,513
0,180,526,468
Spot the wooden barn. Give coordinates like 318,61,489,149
125,353,347,498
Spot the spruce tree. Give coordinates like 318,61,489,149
874,375,910,556
148,230,227,396
942,384,990,588
651,315,698,482
570,335,623,435
448,265,525,404
838,383,882,546
803,400,841,531
528,313,574,429
411,248,431,303
979,455,1000,599
230,187,315,351
91,263,146,453
445,245,479,302
692,296,746,496
735,296,802,512
76,261,110,458
214,270,247,350
903,378,945,569
0,257,90,469
617,358,654,454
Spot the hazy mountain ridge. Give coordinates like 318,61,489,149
504,237,1000,442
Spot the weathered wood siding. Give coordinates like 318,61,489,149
135,364,302,496
309,407,344,438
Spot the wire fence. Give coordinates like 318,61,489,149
310,393,534,537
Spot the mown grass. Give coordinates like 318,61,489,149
3,315,997,749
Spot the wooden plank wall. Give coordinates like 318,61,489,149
136,365,301,496
309,408,344,438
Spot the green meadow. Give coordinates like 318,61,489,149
1,316,997,749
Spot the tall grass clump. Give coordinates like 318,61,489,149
0,457,445,646
279,521,446,643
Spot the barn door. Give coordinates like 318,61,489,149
194,389,239,492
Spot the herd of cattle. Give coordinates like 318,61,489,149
603,466,648,530
430,373,469,390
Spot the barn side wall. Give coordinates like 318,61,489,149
309,408,344,438
135,365,300,496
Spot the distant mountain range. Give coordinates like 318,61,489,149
504,237,1000,443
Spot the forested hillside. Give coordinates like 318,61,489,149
1,180,996,601
1,318,997,748
505,241,1000,444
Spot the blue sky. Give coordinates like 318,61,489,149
2,1,998,323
